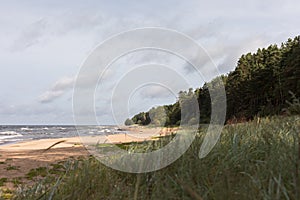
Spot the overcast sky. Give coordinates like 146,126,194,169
0,0,299,125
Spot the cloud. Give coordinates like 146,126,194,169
186,20,223,40
9,11,105,52
39,77,74,103
184,34,274,76
10,18,47,51
140,85,174,99
0,102,73,125
215,35,273,73
55,11,104,34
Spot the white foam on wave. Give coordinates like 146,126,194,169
0,131,23,140
20,127,33,131
0,131,21,135
98,129,111,133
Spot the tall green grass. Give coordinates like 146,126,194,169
12,115,300,200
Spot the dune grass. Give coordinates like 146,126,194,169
8,115,300,200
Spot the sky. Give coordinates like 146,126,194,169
0,0,299,125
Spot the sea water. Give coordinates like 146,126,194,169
0,125,126,146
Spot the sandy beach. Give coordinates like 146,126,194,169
0,127,177,189
0,137,87,189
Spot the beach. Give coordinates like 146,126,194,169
0,137,87,189
0,127,177,190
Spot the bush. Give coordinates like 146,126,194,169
284,92,300,115
124,118,134,126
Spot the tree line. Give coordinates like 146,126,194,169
125,36,300,126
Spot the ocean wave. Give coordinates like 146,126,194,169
0,131,23,140
20,127,34,131
0,131,22,135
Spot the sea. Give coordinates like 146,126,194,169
0,125,126,146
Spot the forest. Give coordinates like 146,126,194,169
125,36,300,126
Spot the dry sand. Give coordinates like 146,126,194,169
0,137,88,189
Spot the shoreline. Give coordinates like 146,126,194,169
0,126,178,150
0,127,178,190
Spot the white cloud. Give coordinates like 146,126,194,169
140,85,174,99
39,77,74,103
10,18,48,51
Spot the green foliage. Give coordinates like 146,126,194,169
148,106,167,126
0,178,7,187
26,167,48,180
12,177,23,188
132,112,150,125
226,36,300,120
284,92,300,115
5,165,19,171
124,118,134,126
